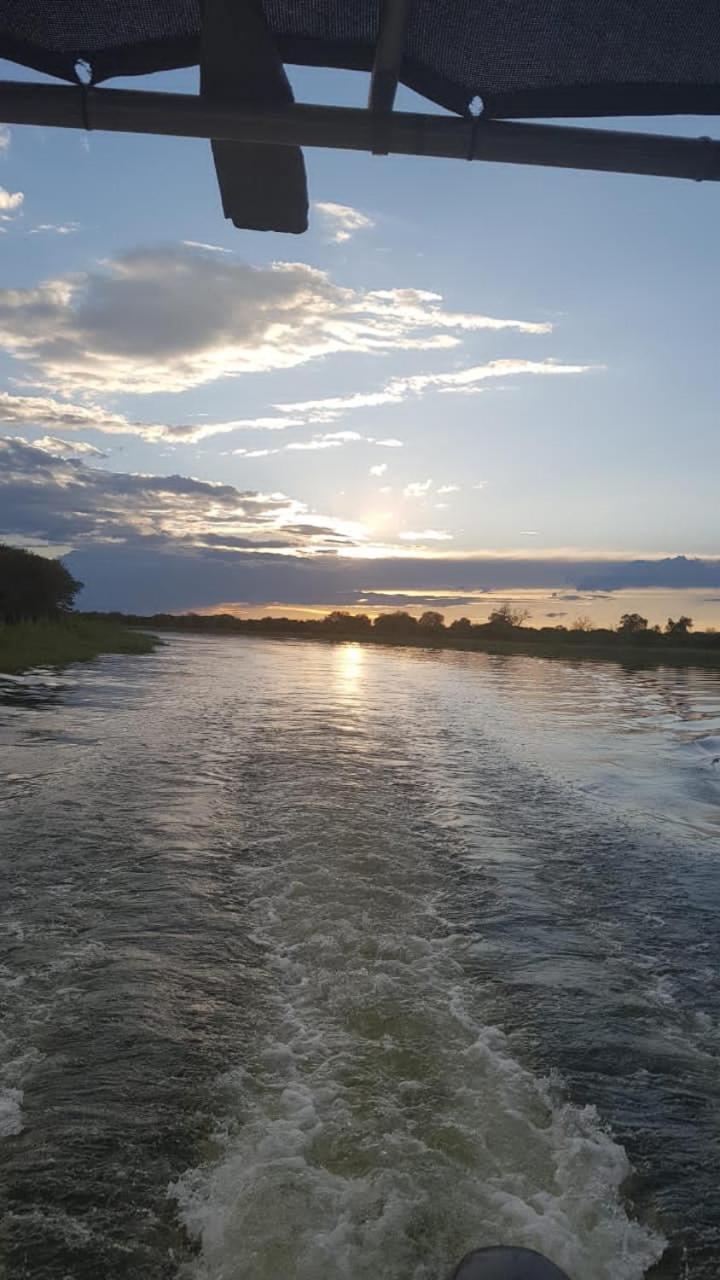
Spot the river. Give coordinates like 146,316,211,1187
1,635,720,1280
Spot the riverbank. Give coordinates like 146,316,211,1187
0,618,159,675
120,617,720,671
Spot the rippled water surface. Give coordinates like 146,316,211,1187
2,636,720,1280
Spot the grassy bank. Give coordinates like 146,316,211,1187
406,634,720,669
0,618,159,675
122,617,720,671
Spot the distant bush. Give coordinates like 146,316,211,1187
372,611,420,638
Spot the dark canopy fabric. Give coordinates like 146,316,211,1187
2,1,720,119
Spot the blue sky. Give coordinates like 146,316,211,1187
1,58,719,623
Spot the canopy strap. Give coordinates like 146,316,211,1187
200,0,308,233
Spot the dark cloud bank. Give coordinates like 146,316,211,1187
66,546,720,613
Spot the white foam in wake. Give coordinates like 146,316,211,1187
169,795,664,1280
0,1086,24,1138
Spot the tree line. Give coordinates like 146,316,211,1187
2,542,714,650
88,603,720,650
0,545,81,624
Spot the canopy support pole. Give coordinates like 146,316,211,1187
1,82,719,183
368,0,414,153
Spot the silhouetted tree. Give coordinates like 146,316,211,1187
449,617,473,635
571,615,593,632
372,610,419,638
418,610,445,631
0,544,82,623
323,611,356,627
485,604,530,634
321,611,372,633
618,612,648,634
665,615,693,638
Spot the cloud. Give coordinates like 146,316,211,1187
0,391,304,445
181,240,232,253
0,185,23,219
32,435,107,458
399,529,453,542
403,479,433,498
392,358,595,397
315,202,374,243
0,126,10,151
0,245,550,395
278,359,593,426
370,463,388,477
576,556,720,591
29,223,80,236
366,290,551,336
376,438,403,447
0,435,363,555
276,389,403,421
285,438,344,451
437,484,460,495
234,429,388,458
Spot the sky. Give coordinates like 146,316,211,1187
1,57,720,627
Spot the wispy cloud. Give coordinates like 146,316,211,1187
276,389,401,421
399,529,453,542
370,463,388,477
285,437,344,451
0,245,550,396
0,126,10,151
403,479,433,498
315,202,374,243
29,222,80,236
181,239,232,253
0,392,303,445
278,358,594,426
437,483,460,494
233,430,401,459
392,358,595,397
32,435,107,458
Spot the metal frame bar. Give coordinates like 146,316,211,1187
1,82,719,182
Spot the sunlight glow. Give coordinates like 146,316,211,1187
335,642,365,688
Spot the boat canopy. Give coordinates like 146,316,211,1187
1,1,719,232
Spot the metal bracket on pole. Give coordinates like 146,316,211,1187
368,0,414,155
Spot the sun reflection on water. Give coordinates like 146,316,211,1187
334,642,365,692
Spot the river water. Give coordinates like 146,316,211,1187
1,635,720,1280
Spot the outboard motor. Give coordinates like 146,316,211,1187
448,1247,572,1280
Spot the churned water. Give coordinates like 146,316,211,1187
1,636,720,1279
